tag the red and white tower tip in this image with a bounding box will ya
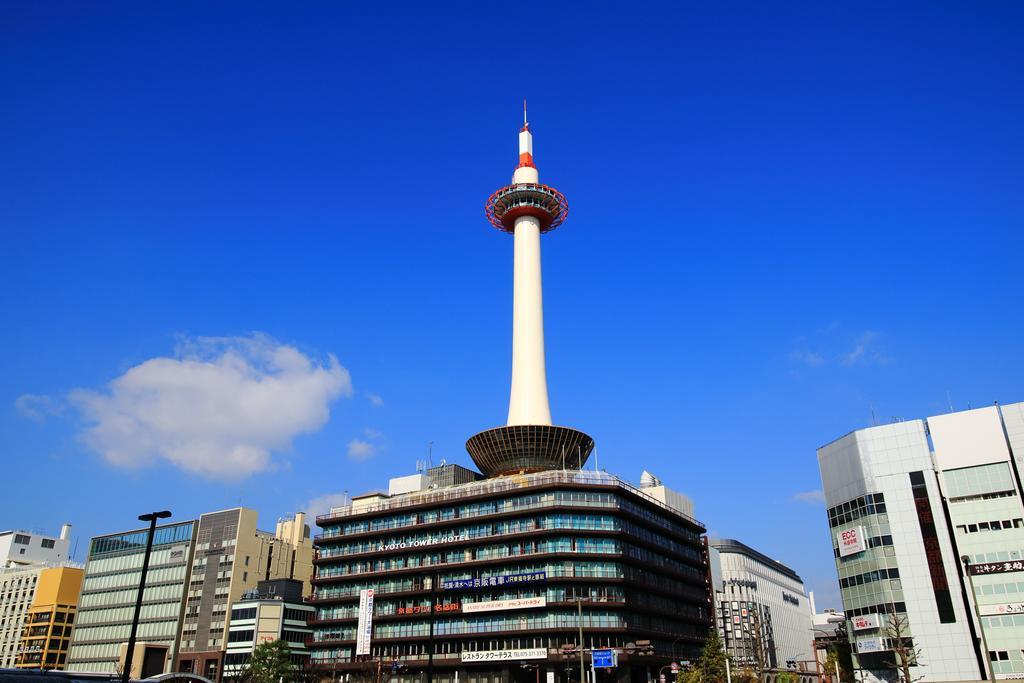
[468,106,593,478]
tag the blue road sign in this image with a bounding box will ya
[592,649,616,668]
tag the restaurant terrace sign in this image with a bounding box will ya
[461,648,547,663]
[377,533,468,552]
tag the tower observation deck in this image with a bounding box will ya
[466,106,595,477]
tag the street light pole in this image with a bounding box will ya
[962,557,997,682]
[426,572,439,683]
[577,598,585,683]
[122,510,171,683]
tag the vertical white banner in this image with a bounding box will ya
[356,588,374,656]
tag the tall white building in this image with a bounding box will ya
[708,539,812,671]
[0,525,73,568]
[818,401,1024,682]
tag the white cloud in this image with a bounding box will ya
[790,327,892,368]
[793,489,826,504]
[367,393,384,407]
[347,438,377,461]
[840,331,891,366]
[15,393,63,422]
[790,350,826,368]
[69,333,352,480]
[302,492,351,518]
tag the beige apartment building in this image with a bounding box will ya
[175,509,313,680]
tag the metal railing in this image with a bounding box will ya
[317,470,699,526]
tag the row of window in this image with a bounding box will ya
[323,515,699,564]
[312,560,702,605]
[78,584,183,608]
[70,620,176,643]
[89,524,193,558]
[82,547,187,577]
[309,634,697,663]
[314,610,701,642]
[975,581,1024,596]
[318,538,702,582]
[326,491,700,543]
[827,493,886,529]
[840,567,900,589]
[949,490,1017,504]
[82,565,186,592]
[955,518,1024,534]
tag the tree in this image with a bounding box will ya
[695,629,729,683]
[238,639,294,683]
[745,607,769,683]
[774,673,799,683]
[732,667,757,683]
[885,613,923,683]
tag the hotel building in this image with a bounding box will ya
[308,469,709,683]
[818,401,1024,682]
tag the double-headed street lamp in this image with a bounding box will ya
[122,510,172,683]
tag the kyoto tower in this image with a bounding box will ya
[466,105,595,477]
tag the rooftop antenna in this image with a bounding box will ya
[523,98,528,127]
[428,441,434,469]
[869,402,877,426]
[946,390,954,413]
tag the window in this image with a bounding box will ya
[41,539,55,549]
[14,535,30,545]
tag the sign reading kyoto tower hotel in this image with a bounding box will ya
[466,106,595,475]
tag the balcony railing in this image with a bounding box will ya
[316,470,699,527]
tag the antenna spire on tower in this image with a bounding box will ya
[523,99,529,129]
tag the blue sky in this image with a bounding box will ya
[2,2,1022,608]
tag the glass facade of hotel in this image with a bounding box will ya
[309,470,710,683]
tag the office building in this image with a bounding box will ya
[15,565,85,670]
[66,520,197,674]
[176,509,313,680]
[708,539,811,671]
[66,509,313,678]
[222,579,314,678]
[817,401,1024,681]
[0,526,73,568]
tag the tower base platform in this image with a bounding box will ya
[465,424,594,477]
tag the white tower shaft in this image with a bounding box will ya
[508,212,552,426]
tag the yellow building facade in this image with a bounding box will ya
[16,565,84,670]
